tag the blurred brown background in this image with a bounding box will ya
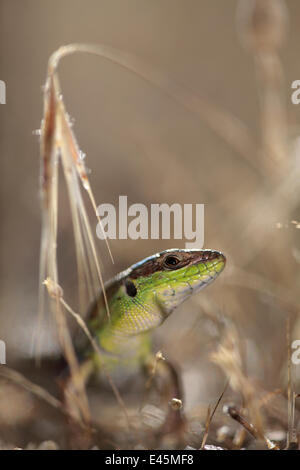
[1,0,300,444]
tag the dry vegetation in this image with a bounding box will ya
[1,0,300,450]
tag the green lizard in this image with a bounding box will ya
[70,248,226,395]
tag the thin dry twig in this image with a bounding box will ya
[224,404,279,450]
[200,380,228,450]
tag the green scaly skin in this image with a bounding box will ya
[78,248,226,378]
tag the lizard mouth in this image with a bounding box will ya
[185,249,226,291]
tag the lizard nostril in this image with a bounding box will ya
[210,250,225,261]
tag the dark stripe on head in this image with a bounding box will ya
[129,249,224,279]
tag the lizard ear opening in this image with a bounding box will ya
[125,280,137,297]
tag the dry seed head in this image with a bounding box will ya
[43,278,63,299]
[155,351,165,362]
[169,398,183,411]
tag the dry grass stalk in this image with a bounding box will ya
[200,381,228,450]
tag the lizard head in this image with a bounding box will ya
[126,248,226,317]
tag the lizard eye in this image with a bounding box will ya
[164,255,180,269]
